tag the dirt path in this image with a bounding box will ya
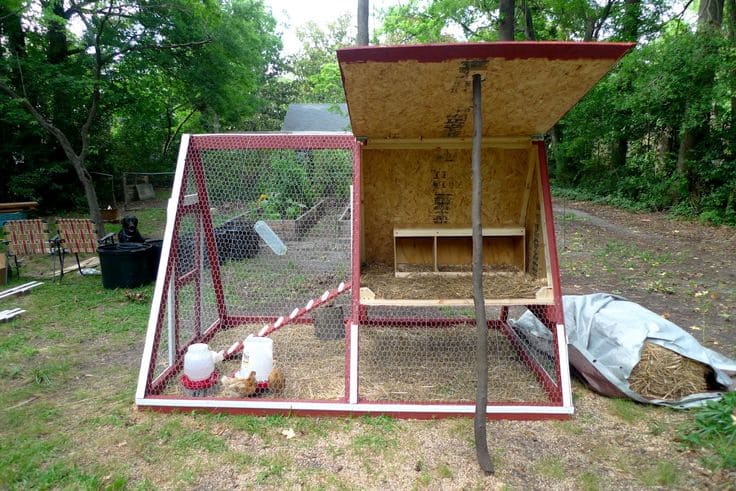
[554,199,736,360]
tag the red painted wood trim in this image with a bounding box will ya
[190,134,356,151]
[337,41,634,65]
[496,319,560,403]
[137,401,571,421]
[347,140,363,400]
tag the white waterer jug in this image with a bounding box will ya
[238,335,273,382]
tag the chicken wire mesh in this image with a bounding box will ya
[138,133,568,415]
[141,134,356,400]
[358,304,562,405]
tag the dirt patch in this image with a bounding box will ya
[555,198,736,360]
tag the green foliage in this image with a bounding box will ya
[0,0,282,212]
[289,13,352,103]
[551,27,736,224]
[680,392,736,470]
[261,154,314,219]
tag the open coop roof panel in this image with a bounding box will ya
[337,42,633,140]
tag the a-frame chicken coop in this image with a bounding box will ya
[136,42,632,419]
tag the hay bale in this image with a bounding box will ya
[629,342,713,400]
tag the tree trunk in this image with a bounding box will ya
[549,124,567,180]
[0,4,26,58]
[676,120,697,181]
[0,81,106,238]
[655,127,672,176]
[608,0,640,172]
[676,0,723,199]
[73,158,104,233]
[498,0,515,40]
[46,0,69,64]
[522,0,536,40]
[357,0,369,46]
[728,0,735,130]
[699,0,725,30]
[621,0,642,40]
[611,138,628,169]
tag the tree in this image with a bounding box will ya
[498,0,515,39]
[357,0,369,45]
[0,0,280,232]
[676,0,724,197]
[289,13,353,103]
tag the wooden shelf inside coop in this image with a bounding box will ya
[360,263,552,307]
[394,226,525,276]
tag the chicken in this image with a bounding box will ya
[268,368,286,392]
[220,371,258,397]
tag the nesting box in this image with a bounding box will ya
[136,42,632,419]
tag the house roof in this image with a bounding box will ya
[280,103,351,132]
[337,42,633,140]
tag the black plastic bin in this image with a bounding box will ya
[145,239,164,281]
[98,243,152,289]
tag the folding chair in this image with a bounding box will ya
[55,218,114,278]
[1,219,56,278]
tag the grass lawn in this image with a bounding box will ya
[1,201,734,489]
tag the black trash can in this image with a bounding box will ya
[215,219,260,262]
[145,239,164,281]
[98,243,152,289]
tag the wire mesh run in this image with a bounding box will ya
[358,304,561,405]
[140,134,356,401]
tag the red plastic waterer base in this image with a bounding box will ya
[180,370,219,397]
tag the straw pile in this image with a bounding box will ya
[361,263,546,300]
[629,342,713,400]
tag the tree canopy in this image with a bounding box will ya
[0,0,281,227]
[1,0,735,225]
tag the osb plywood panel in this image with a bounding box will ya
[341,58,618,139]
[524,155,547,280]
[363,147,528,264]
[436,236,524,268]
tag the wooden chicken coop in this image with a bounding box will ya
[136,42,632,419]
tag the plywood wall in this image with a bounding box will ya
[362,147,529,265]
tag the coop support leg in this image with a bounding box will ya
[471,73,494,475]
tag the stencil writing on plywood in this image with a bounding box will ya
[432,151,456,224]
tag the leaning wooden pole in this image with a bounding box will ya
[472,73,494,474]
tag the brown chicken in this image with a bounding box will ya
[221,371,258,397]
[268,368,286,392]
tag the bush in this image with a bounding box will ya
[680,392,736,470]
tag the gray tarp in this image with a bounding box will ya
[511,293,736,408]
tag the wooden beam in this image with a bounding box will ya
[360,291,555,307]
[0,201,38,212]
[519,147,537,225]
[364,137,531,150]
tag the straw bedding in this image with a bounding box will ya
[629,342,713,400]
[361,263,546,300]
[164,322,551,403]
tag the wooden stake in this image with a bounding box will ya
[472,73,494,475]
